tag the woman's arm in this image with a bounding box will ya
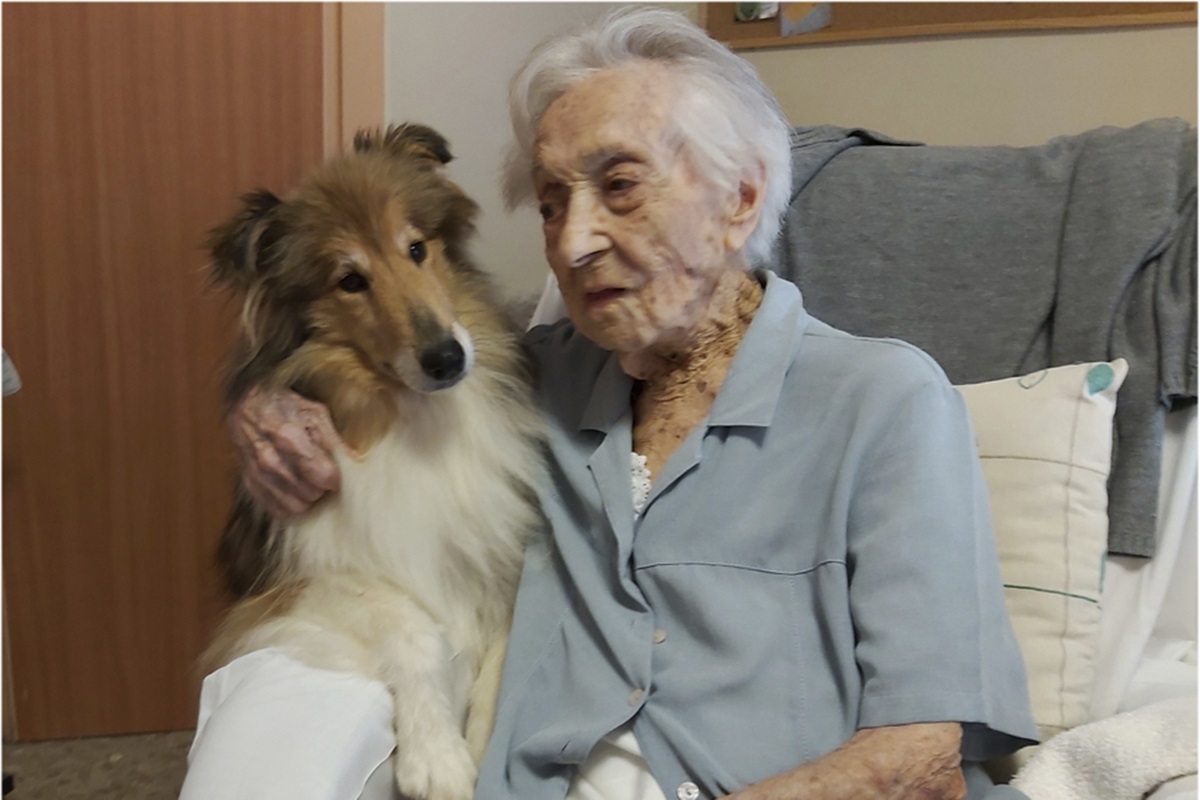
[724,722,966,800]
[720,724,964,796]
[228,385,346,518]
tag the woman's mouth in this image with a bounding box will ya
[585,287,627,307]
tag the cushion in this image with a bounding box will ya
[956,360,1128,741]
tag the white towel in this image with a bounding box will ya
[1013,696,1198,800]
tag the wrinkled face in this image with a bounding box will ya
[533,64,743,356]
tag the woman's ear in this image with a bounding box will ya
[724,161,767,254]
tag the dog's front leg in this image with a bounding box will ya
[464,633,508,764]
[375,618,477,800]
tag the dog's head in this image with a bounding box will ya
[208,123,482,399]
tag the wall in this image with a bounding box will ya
[745,24,1197,147]
[385,3,1195,296]
[386,3,637,299]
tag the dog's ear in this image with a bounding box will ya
[353,123,453,166]
[207,190,285,292]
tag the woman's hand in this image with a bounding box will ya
[228,386,347,519]
[721,722,966,800]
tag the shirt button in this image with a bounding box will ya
[628,688,645,706]
[653,628,667,644]
[677,781,700,800]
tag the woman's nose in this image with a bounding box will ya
[556,193,609,269]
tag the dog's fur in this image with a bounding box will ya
[203,124,546,800]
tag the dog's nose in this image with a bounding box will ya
[419,339,466,382]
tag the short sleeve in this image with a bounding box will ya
[846,372,1039,760]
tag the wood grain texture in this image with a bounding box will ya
[2,2,324,739]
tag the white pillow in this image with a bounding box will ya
[957,360,1128,741]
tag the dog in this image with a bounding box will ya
[202,123,546,800]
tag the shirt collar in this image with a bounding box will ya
[579,350,634,433]
[708,270,808,427]
[577,270,808,432]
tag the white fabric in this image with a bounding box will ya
[957,360,1128,738]
[567,724,668,800]
[1012,696,1198,800]
[530,272,567,328]
[1091,406,1198,720]
[2,349,21,396]
[631,452,652,518]
[181,649,398,800]
[1149,775,1200,800]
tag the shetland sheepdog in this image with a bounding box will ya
[203,123,545,800]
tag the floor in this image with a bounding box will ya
[2,731,193,800]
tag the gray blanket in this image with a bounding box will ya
[771,119,1197,557]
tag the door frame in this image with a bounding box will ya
[323,2,386,157]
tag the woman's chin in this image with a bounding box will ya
[578,322,649,356]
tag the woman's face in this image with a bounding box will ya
[533,63,746,357]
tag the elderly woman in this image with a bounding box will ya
[212,8,1037,800]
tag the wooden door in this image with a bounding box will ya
[2,2,325,740]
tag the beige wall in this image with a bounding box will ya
[385,3,635,299]
[746,24,1197,147]
[386,4,1195,296]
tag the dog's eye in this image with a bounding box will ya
[409,241,427,264]
[338,272,370,293]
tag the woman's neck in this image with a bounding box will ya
[619,268,758,383]
[620,268,763,392]
[627,269,763,479]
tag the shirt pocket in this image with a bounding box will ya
[634,489,839,576]
[634,435,847,574]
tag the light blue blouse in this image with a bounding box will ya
[476,271,1038,800]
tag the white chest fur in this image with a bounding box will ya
[281,369,543,655]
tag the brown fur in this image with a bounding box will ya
[201,125,545,798]
[197,582,306,678]
[207,123,527,598]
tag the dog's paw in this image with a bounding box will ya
[394,734,477,800]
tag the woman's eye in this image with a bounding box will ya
[606,177,636,193]
[409,241,427,264]
[338,271,370,293]
[539,203,558,222]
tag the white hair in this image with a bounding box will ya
[501,6,793,266]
